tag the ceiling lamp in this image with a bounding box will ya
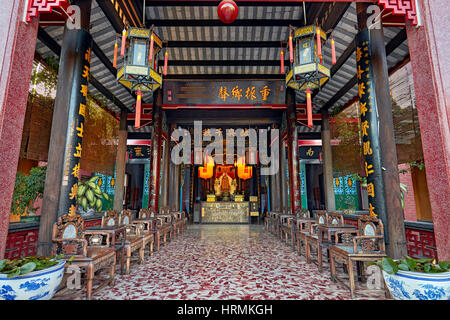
[217,0,238,24]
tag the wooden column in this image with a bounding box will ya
[113,109,128,211]
[161,134,170,208]
[321,109,336,211]
[38,0,92,256]
[286,88,301,212]
[280,139,289,210]
[148,89,163,212]
[0,0,38,258]
[357,3,406,258]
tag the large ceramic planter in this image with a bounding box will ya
[382,269,450,300]
[0,260,65,300]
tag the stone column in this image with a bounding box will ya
[113,110,128,211]
[406,0,450,261]
[174,164,181,211]
[0,0,38,258]
[270,124,282,211]
[321,109,336,211]
[38,0,92,256]
[357,3,406,258]
[280,139,289,210]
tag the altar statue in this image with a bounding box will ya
[214,172,237,200]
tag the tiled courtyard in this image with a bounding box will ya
[87,224,386,300]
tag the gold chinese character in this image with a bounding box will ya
[356,47,363,63]
[306,147,314,157]
[76,122,84,138]
[69,183,78,200]
[360,102,368,117]
[365,161,374,176]
[357,65,364,80]
[259,85,271,101]
[218,86,230,102]
[69,204,77,216]
[245,86,256,100]
[367,182,375,198]
[363,141,373,155]
[361,120,369,136]
[80,85,88,98]
[82,65,90,81]
[231,85,242,101]
[74,143,82,158]
[135,147,144,157]
[79,103,86,118]
[85,48,91,64]
[72,163,80,179]
[368,203,377,217]
[358,82,366,98]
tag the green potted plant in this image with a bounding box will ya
[0,255,73,300]
[10,166,47,223]
[370,256,450,300]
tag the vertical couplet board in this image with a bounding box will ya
[355,29,389,242]
[60,30,92,217]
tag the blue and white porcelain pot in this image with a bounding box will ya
[382,269,450,300]
[0,260,65,300]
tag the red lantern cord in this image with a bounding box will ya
[163,51,168,76]
[316,30,322,60]
[331,38,336,65]
[288,35,294,63]
[149,34,154,65]
[306,88,313,128]
[280,50,285,74]
[120,29,126,57]
[113,38,118,68]
[135,90,142,129]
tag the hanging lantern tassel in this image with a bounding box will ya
[163,51,168,76]
[331,38,336,65]
[280,50,285,74]
[149,34,154,64]
[120,29,126,56]
[316,30,322,61]
[113,38,118,68]
[288,35,294,63]
[306,88,313,128]
[135,90,142,129]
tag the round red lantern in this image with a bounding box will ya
[217,0,238,24]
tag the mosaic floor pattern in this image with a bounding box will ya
[90,224,386,300]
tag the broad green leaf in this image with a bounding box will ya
[7,268,21,279]
[398,263,409,271]
[0,259,6,271]
[438,261,450,271]
[19,262,36,275]
[424,263,432,273]
[381,257,398,274]
[405,257,417,271]
[55,254,64,260]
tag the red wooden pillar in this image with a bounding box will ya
[0,0,38,259]
[148,89,163,212]
[286,88,301,212]
[406,0,450,261]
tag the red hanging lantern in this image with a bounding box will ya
[280,50,285,74]
[316,30,322,59]
[288,34,294,63]
[163,51,168,76]
[120,29,127,57]
[135,90,142,129]
[217,0,238,24]
[148,34,154,64]
[331,38,336,65]
[306,88,313,128]
[113,38,118,68]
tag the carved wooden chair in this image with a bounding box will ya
[101,210,120,227]
[155,207,173,246]
[268,211,281,236]
[329,215,388,299]
[305,210,328,272]
[279,213,296,247]
[119,209,152,274]
[52,213,116,300]
[295,209,312,256]
[99,210,126,273]
[135,208,160,250]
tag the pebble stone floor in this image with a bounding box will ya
[88,224,386,300]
